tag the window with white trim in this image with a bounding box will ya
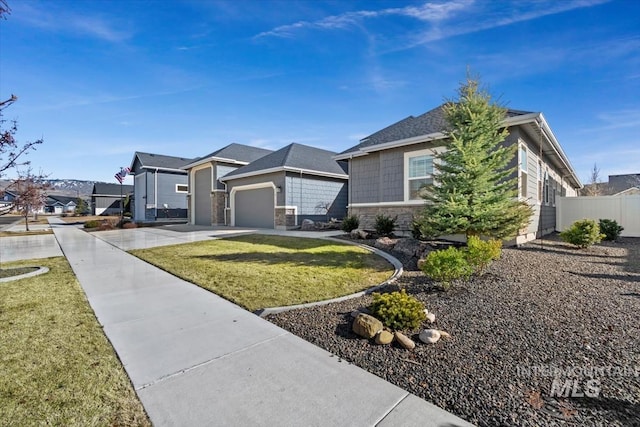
[406,153,434,200]
[176,184,188,193]
[519,146,528,198]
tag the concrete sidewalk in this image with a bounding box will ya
[49,218,472,426]
[0,234,63,262]
[92,223,345,251]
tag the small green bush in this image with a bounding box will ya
[374,214,396,236]
[83,220,100,229]
[560,219,604,248]
[599,219,624,241]
[421,246,473,290]
[370,289,426,330]
[465,236,502,274]
[342,214,360,232]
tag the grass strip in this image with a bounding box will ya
[0,257,150,426]
[130,234,393,312]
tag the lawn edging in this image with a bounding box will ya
[0,266,49,283]
[255,237,403,317]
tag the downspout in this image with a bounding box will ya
[223,180,228,226]
[154,168,158,219]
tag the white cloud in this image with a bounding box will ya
[12,2,131,42]
[254,0,472,39]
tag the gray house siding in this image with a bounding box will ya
[284,173,348,222]
[194,167,212,225]
[226,172,286,204]
[133,170,188,221]
[351,153,380,203]
[215,165,238,190]
[94,196,122,215]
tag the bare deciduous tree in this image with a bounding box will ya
[8,168,50,231]
[1,95,44,177]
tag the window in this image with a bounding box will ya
[176,184,188,193]
[543,171,550,205]
[537,161,543,203]
[519,146,528,198]
[406,153,434,200]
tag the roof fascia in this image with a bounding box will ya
[183,156,250,170]
[220,166,348,182]
[141,166,188,174]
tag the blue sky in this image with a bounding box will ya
[1,0,638,184]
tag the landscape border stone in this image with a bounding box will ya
[0,266,49,283]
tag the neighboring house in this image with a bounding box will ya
[129,152,195,222]
[1,189,17,203]
[580,173,640,196]
[220,143,349,229]
[609,173,640,194]
[183,143,273,226]
[45,195,78,214]
[335,105,582,243]
[92,183,133,216]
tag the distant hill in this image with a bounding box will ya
[0,179,109,198]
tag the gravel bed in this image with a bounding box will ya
[267,235,640,426]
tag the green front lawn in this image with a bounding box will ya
[0,257,150,426]
[130,234,393,312]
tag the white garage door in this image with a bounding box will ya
[234,187,275,228]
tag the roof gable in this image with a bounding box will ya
[222,143,348,180]
[93,182,133,195]
[132,152,195,171]
[339,104,533,155]
[187,143,273,168]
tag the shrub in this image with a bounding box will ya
[342,214,360,232]
[464,236,502,274]
[370,290,426,330]
[122,221,137,229]
[374,214,396,236]
[560,219,604,248]
[83,220,100,229]
[599,219,624,241]
[421,246,473,290]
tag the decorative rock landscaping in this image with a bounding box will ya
[268,235,640,427]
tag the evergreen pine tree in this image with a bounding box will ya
[417,75,532,240]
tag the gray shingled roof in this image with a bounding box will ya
[222,143,348,180]
[340,104,533,155]
[93,183,133,196]
[134,152,195,170]
[191,143,273,165]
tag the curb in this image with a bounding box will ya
[255,237,403,317]
[0,266,50,283]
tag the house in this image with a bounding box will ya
[335,105,582,243]
[219,143,349,229]
[129,152,195,222]
[183,143,273,226]
[580,173,640,196]
[45,195,79,214]
[92,183,133,216]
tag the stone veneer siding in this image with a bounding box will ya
[211,191,226,225]
[275,207,297,229]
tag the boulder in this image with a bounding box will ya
[425,312,436,323]
[352,313,383,338]
[350,308,372,318]
[374,236,397,251]
[394,332,415,350]
[350,229,369,239]
[438,330,451,339]
[301,219,315,231]
[393,238,421,257]
[419,329,441,344]
[375,330,394,345]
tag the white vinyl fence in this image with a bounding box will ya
[556,195,640,237]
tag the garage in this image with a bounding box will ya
[233,186,275,228]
